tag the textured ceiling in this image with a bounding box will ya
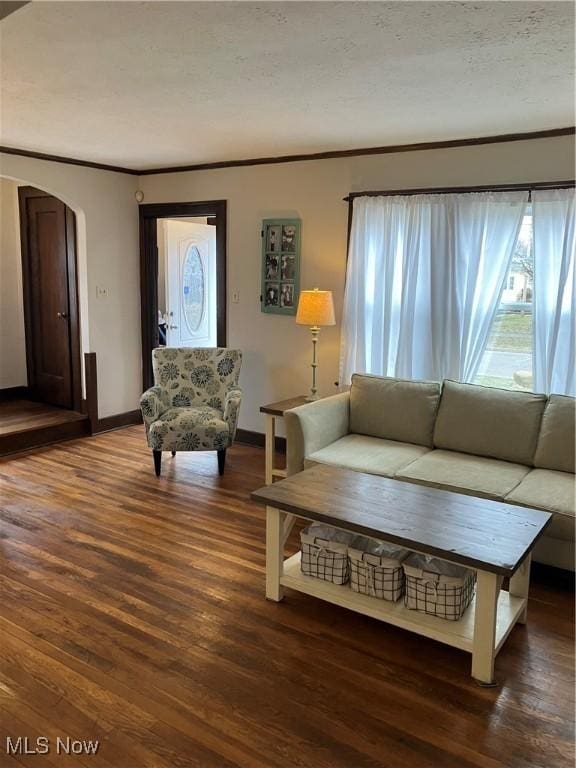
[0,1,574,170]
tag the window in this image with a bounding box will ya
[341,189,574,395]
[340,191,530,386]
[182,245,205,333]
[475,212,533,391]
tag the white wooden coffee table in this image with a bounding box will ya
[251,465,552,684]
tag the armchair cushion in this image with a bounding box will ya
[148,406,230,452]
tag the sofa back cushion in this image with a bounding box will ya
[349,374,441,447]
[434,380,547,465]
[534,394,575,474]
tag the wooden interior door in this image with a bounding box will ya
[19,187,80,409]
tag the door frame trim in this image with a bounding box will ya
[18,186,83,412]
[139,200,227,391]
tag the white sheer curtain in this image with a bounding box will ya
[532,189,576,396]
[340,191,528,385]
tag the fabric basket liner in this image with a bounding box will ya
[402,553,473,586]
[349,535,410,568]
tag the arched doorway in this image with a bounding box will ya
[19,185,82,409]
[0,179,89,454]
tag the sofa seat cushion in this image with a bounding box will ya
[350,374,441,447]
[304,434,430,478]
[534,395,576,474]
[147,406,230,451]
[505,469,575,541]
[396,449,530,500]
[433,380,547,465]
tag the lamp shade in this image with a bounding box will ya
[296,289,336,327]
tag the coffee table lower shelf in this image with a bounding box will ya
[281,552,525,655]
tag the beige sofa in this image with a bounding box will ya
[285,375,575,571]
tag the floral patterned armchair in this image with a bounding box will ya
[140,348,242,476]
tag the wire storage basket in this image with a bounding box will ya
[348,537,410,601]
[403,554,476,621]
[300,524,355,585]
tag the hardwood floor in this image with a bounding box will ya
[0,426,573,768]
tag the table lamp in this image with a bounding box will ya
[296,288,336,401]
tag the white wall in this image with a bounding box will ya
[0,152,140,417]
[140,134,574,432]
[1,135,571,429]
[0,178,27,388]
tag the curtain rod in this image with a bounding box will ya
[343,180,576,202]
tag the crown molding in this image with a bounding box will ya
[0,1,30,21]
[1,126,574,178]
[137,127,575,175]
[0,145,139,175]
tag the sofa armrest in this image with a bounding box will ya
[140,386,169,427]
[224,387,242,442]
[285,392,350,475]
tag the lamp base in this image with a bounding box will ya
[305,393,320,402]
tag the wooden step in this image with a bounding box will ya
[0,414,90,456]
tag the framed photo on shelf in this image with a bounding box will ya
[261,219,301,315]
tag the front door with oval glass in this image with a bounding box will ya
[162,219,217,348]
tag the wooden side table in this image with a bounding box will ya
[260,396,309,484]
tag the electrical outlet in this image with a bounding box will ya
[96,285,108,298]
[232,291,240,304]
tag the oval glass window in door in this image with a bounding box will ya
[182,245,205,333]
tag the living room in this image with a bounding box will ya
[0,2,574,767]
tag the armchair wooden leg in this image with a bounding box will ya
[153,450,162,477]
[217,449,226,476]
